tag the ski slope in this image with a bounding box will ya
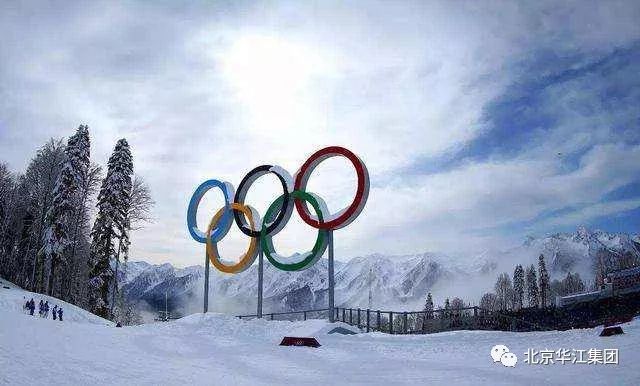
[1,279,639,385]
[0,277,111,325]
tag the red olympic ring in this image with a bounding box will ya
[294,146,369,230]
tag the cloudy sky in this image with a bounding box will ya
[1,1,639,267]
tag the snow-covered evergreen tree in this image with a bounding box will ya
[538,254,551,308]
[513,264,525,310]
[60,126,93,303]
[419,292,435,331]
[88,138,133,319]
[41,125,90,295]
[525,264,539,308]
[66,125,90,260]
[424,292,434,319]
[0,129,128,316]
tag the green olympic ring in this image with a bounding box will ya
[260,190,328,271]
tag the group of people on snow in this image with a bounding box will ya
[23,298,63,321]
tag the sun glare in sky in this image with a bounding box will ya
[220,35,330,134]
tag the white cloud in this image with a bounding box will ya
[1,1,639,266]
[536,199,640,229]
[343,143,640,256]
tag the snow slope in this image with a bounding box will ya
[0,277,110,325]
[1,279,638,385]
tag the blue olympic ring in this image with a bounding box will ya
[186,179,235,243]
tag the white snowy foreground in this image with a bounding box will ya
[1,278,639,386]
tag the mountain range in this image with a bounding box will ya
[122,226,640,321]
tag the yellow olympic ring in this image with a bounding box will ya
[205,203,259,274]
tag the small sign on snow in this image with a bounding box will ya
[279,336,321,348]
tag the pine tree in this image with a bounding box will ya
[64,128,95,305]
[424,293,434,319]
[526,264,539,308]
[88,139,133,319]
[444,298,451,318]
[41,125,90,296]
[538,254,551,308]
[64,126,91,290]
[420,292,434,332]
[513,264,525,310]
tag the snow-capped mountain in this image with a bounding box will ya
[480,226,640,281]
[122,253,453,318]
[124,227,640,319]
[333,253,454,309]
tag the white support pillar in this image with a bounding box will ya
[257,248,264,318]
[203,251,209,313]
[328,230,335,323]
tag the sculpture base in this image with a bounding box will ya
[599,326,624,337]
[279,336,321,348]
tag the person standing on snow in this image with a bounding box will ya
[38,300,44,317]
[29,299,35,315]
[52,305,58,320]
[57,308,63,322]
[43,301,49,318]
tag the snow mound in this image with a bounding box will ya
[287,319,361,336]
[164,312,360,341]
[0,277,111,325]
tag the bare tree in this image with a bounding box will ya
[109,174,154,318]
[479,292,499,314]
[26,139,66,292]
[560,272,585,296]
[450,297,466,318]
[494,272,513,311]
[129,174,155,230]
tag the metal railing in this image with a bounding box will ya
[237,308,329,321]
[333,306,546,334]
[235,306,546,334]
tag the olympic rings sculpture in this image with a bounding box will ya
[187,146,369,273]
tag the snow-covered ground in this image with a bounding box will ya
[0,277,111,325]
[1,279,639,385]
